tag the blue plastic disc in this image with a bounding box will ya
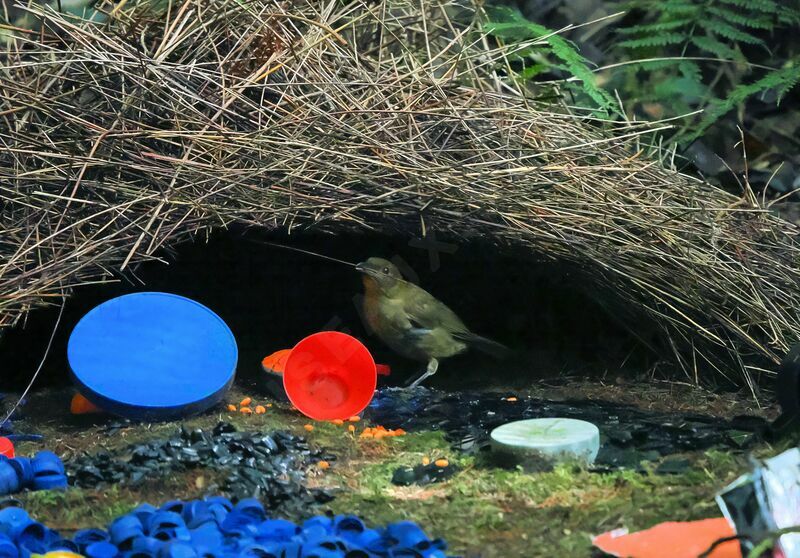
[68,293,237,421]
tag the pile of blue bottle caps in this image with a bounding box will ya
[0,497,452,558]
[0,451,67,496]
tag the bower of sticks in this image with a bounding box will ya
[2,0,800,394]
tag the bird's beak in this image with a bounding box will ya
[355,262,367,273]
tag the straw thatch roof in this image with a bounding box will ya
[2,0,800,392]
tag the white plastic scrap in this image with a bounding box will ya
[762,448,800,557]
[717,447,800,558]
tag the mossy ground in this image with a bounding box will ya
[5,381,783,557]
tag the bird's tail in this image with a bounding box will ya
[458,332,511,359]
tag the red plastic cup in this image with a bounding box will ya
[0,437,14,458]
[283,331,377,420]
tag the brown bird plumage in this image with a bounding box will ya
[356,257,509,388]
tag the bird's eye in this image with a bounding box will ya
[382,267,389,274]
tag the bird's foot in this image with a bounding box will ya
[406,371,433,389]
[405,358,438,390]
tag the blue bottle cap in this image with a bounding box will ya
[237,543,280,558]
[31,452,65,476]
[159,542,197,558]
[31,474,68,491]
[220,513,258,538]
[15,521,49,548]
[301,545,347,558]
[302,517,333,533]
[149,512,186,533]
[202,498,232,512]
[255,520,298,543]
[333,517,365,535]
[160,502,185,515]
[85,541,120,558]
[6,460,33,488]
[110,515,145,547]
[74,528,111,551]
[68,293,238,421]
[131,536,164,556]
[183,502,213,530]
[0,462,20,497]
[0,534,18,558]
[385,522,428,550]
[188,522,222,550]
[0,508,33,541]
[232,500,264,522]
[131,505,157,532]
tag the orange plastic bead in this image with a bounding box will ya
[505,397,518,402]
[227,404,237,412]
[332,419,344,426]
[255,405,266,414]
[348,416,361,422]
[422,457,431,465]
[347,425,356,432]
[304,424,314,432]
[240,407,253,414]
[240,397,252,407]
[434,459,449,468]
[317,460,330,470]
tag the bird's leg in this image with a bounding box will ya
[406,358,439,389]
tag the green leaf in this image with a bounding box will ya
[618,33,687,49]
[706,6,773,29]
[703,21,764,46]
[484,12,618,114]
[684,63,800,143]
[690,36,742,61]
[716,0,782,14]
[617,18,693,35]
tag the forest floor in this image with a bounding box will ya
[5,380,786,557]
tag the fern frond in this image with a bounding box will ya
[716,0,783,14]
[484,8,618,114]
[618,33,687,49]
[617,18,693,35]
[706,6,772,30]
[685,63,800,143]
[701,21,764,46]
[659,2,698,15]
[690,36,741,61]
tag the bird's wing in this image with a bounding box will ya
[401,284,468,332]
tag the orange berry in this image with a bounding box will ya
[304,424,314,432]
[317,460,330,470]
[348,425,356,432]
[348,415,361,422]
[332,419,344,426]
[255,405,266,414]
[240,407,252,414]
[422,457,431,465]
[227,404,237,412]
[240,397,252,407]
[434,459,449,468]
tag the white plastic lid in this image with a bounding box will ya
[490,418,600,465]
